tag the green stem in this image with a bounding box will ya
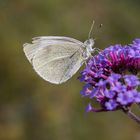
[122,107,140,125]
[136,103,140,109]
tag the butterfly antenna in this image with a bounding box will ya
[88,20,95,39]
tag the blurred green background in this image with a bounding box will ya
[0,0,140,140]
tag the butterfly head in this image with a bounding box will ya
[84,38,95,53]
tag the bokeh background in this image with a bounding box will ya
[0,0,140,140]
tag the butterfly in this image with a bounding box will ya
[23,21,96,84]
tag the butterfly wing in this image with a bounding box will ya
[23,36,85,84]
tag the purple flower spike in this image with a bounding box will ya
[79,39,140,112]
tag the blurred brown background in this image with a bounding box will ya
[0,0,140,140]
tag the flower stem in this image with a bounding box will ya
[136,103,140,109]
[122,107,140,125]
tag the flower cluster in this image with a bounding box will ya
[79,39,140,112]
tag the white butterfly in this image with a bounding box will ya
[23,21,96,84]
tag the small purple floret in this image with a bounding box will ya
[105,99,118,110]
[86,103,92,112]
